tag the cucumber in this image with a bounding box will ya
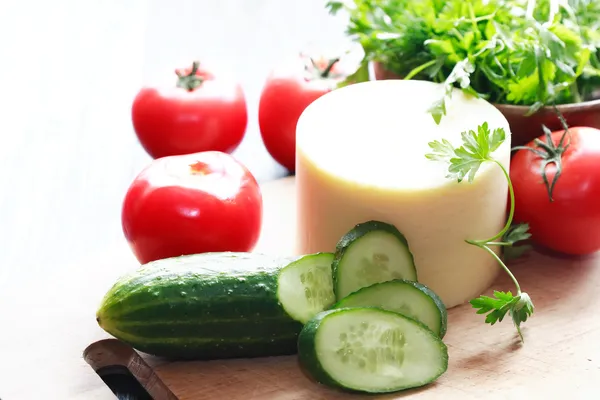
[277,252,336,324]
[332,220,417,299]
[96,252,305,360]
[298,307,448,393]
[332,280,447,338]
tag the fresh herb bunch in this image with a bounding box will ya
[426,122,534,342]
[327,0,600,121]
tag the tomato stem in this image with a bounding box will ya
[176,61,204,91]
[189,161,211,175]
[554,106,572,149]
[321,58,340,78]
[510,107,571,202]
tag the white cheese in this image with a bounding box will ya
[295,80,512,308]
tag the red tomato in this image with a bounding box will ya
[511,126,600,255]
[121,151,262,264]
[131,61,248,159]
[258,54,351,172]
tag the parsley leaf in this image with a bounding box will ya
[428,58,475,124]
[502,223,533,260]
[512,292,535,340]
[427,98,447,125]
[325,1,344,14]
[426,121,534,342]
[503,244,532,261]
[333,0,600,123]
[425,122,505,182]
[470,291,534,341]
[470,290,517,324]
[424,138,455,161]
[503,223,532,245]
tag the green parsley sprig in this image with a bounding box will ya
[425,122,534,341]
[327,0,600,124]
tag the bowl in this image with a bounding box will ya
[371,61,403,80]
[493,101,600,146]
[371,61,600,146]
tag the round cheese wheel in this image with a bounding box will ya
[295,79,512,308]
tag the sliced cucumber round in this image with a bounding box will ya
[332,220,417,300]
[298,307,448,393]
[333,280,447,338]
[277,253,336,324]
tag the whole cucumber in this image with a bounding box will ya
[96,252,303,360]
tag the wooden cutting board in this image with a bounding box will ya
[83,176,600,400]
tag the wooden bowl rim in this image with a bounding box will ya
[493,98,600,113]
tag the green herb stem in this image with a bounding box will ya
[480,244,522,294]
[526,0,537,20]
[425,122,533,340]
[404,59,438,81]
[571,81,582,103]
[470,13,497,23]
[485,241,514,246]
[464,154,523,300]
[467,3,480,40]
[467,159,515,245]
[548,0,559,24]
[451,28,464,41]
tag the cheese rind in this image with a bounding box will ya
[295,80,511,308]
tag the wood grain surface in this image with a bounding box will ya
[0,1,349,399]
[85,176,600,400]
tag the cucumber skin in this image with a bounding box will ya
[333,279,448,338]
[96,252,303,360]
[297,310,341,391]
[332,220,418,297]
[298,307,449,394]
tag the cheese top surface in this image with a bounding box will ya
[296,80,511,191]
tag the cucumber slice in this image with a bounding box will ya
[277,253,336,324]
[332,280,447,338]
[332,220,417,300]
[298,307,448,393]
